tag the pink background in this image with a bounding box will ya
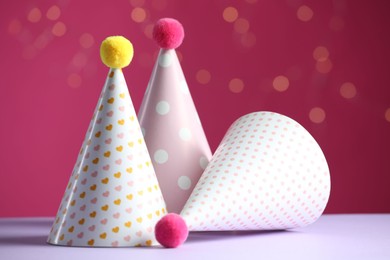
[1,0,389,217]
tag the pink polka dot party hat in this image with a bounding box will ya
[47,36,167,247]
[138,18,212,214]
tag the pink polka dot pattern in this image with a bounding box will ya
[47,69,167,247]
[181,112,330,231]
[138,48,212,213]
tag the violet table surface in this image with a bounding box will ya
[0,214,389,260]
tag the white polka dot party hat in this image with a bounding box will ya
[47,36,167,247]
[180,112,330,231]
[138,18,212,213]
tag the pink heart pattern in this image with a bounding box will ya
[47,68,167,247]
[181,112,330,231]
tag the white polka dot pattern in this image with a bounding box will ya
[154,149,169,164]
[178,176,192,190]
[155,101,170,115]
[158,52,173,67]
[181,112,330,231]
[179,127,192,141]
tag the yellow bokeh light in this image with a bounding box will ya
[340,82,357,99]
[385,108,390,122]
[229,78,244,93]
[79,33,94,49]
[273,75,289,92]
[309,107,326,123]
[131,7,146,23]
[33,33,50,50]
[297,5,313,22]
[52,21,67,37]
[316,59,333,74]
[196,69,211,85]
[72,53,88,68]
[27,7,42,23]
[46,5,61,21]
[313,46,329,61]
[223,7,238,23]
[234,18,250,34]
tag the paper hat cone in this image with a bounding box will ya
[48,36,167,247]
[181,112,331,231]
[138,18,212,213]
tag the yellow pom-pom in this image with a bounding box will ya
[100,36,134,69]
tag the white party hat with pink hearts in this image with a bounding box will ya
[47,36,167,247]
[180,112,330,231]
[138,18,212,213]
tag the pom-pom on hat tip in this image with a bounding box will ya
[153,18,184,49]
[100,36,134,69]
[155,213,189,248]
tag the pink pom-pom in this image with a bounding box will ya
[153,18,184,49]
[155,213,189,248]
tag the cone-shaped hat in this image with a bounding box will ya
[181,112,330,231]
[138,18,212,213]
[48,36,167,247]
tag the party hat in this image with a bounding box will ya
[180,112,330,231]
[47,36,167,247]
[138,18,212,213]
